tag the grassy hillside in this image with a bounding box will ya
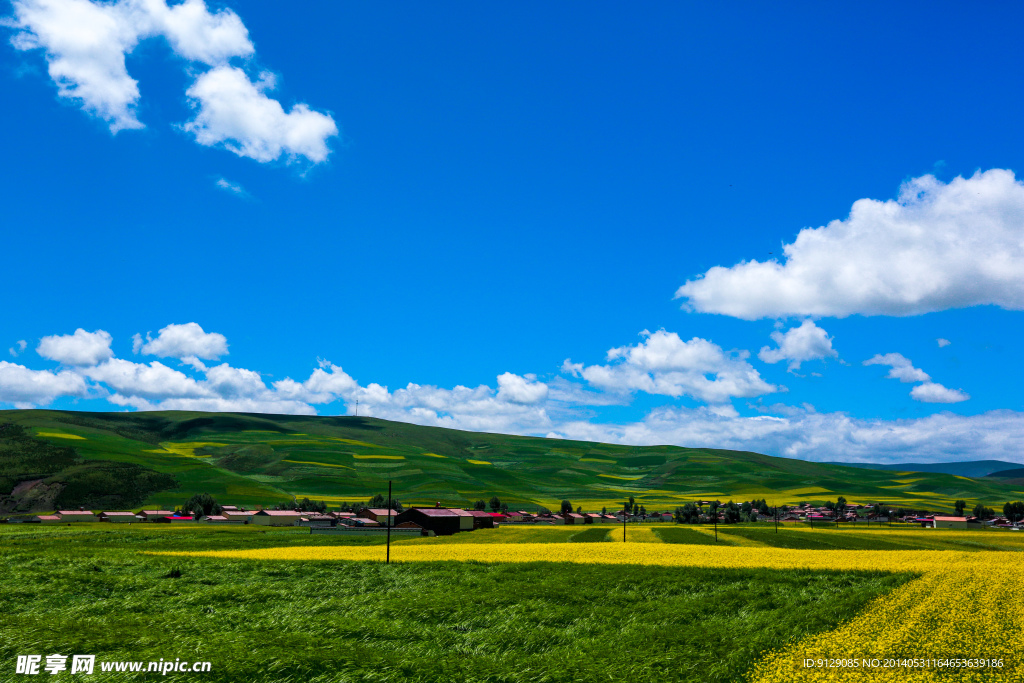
[825,459,1020,478]
[2,409,1022,513]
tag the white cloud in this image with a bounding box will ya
[8,0,144,131]
[84,358,206,399]
[110,392,316,415]
[131,0,251,65]
[566,329,779,403]
[36,328,113,366]
[548,405,1024,465]
[183,66,337,163]
[7,0,335,164]
[202,362,265,398]
[214,176,247,196]
[496,372,549,404]
[758,320,838,371]
[863,353,930,383]
[8,340,27,357]
[863,352,968,404]
[937,338,951,347]
[138,322,227,359]
[676,169,1024,319]
[272,360,358,404]
[0,361,88,407]
[910,382,970,404]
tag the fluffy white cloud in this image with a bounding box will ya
[272,361,358,404]
[565,330,778,403]
[183,66,337,163]
[496,372,549,404]
[7,0,336,163]
[676,170,1024,319]
[112,393,317,415]
[758,320,838,371]
[85,358,206,399]
[202,362,265,398]
[7,0,144,131]
[937,338,951,347]
[350,380,553,435]
[137,322,228,359]
[910,382,970,404]
[36,328,113,366]
[131,0,251,65]
[548,405,1024,465]
[6,0,250,132]
[863,352,968,404]
[0,361,88,407]
[863,353,930,383]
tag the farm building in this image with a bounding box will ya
[297,514,335,527]
[31,515,62,524]
[222,510,255,522]
[934,516,969,530]
[136,510,174,521]
[98,511,137,523]
[449,508,475,531]
[341,517,380,527]
[466,511,496,529]
[360,508,399,527]
[563,513,585,525]
[396,508,462,536]
[253,510,303,526]
[56,510,97,522]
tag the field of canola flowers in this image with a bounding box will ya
[158,527,1024,682]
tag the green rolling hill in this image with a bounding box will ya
[2,409,1022,514]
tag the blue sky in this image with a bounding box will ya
[1,1,1022,463]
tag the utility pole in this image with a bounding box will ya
[774,504,778,534]
[355,399,359,417]
[713,502,718,542]
[386,479,392,564]
[623,506,627,542]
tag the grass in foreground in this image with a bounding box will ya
[0,525,909,683]
[0,552,905,682]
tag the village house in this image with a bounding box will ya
[222,510,255,523]
[341,517,380,527]
[563,512,585,525]
[359,508,398,527]
[395,508,462,535]
[136,510,174,522]
[56,510,97,522]
[31,514,62,524]
[253,510,303,526]
[97,511,137,523]
[466,511,496,529]
[933,516,968,530]
[449,508,475,532]
[297,514,336,527]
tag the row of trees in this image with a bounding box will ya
[672,500,764,524]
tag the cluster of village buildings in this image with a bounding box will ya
[7,500,1020,534]
[8,505,664,536]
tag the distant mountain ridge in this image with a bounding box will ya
[823,460,1021,479]
[2,409,1023,513]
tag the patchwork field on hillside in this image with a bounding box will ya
[3,409,1022,513]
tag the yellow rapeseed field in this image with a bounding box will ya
[155,536,1024,681]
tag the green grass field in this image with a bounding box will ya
[0,523,942,683]
[3,409,1023,514]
